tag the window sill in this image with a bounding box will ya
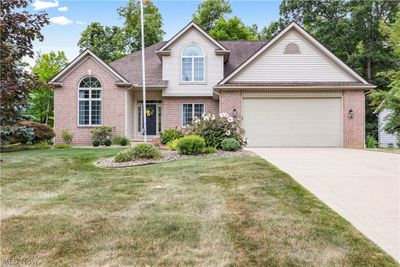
[179,81,207,85]
[77,125,103,128]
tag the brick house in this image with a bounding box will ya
[50,22,374,148]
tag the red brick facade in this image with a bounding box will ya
[54,58,365,148]
[219,91,242,118]
[343,90,365,148]
[54,57,126,145]
[162,97,219,129]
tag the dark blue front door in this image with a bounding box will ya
[146,104,157,135]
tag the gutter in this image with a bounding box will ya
[213,85,376,92]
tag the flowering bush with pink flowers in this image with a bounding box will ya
[183,113,247,148]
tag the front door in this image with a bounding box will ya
[145,104,157,135]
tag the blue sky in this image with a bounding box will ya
[29,0,280,65]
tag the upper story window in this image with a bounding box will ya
[78,76,102,126]
[181,45,205,82]
[284,42,300,54]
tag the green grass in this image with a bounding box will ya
[0,148,397,266]
[368,148,400,154]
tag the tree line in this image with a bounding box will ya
[1,0,399,140]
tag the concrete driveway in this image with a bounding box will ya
[247,148,400,262]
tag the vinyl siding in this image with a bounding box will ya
[378,109,398,147]
[231,29,356,82]
[162,28,224,96]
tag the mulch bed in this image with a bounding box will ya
[95,149,256,168]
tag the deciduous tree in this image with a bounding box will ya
[209,17,257,40]
[370,11,400,136]
[27,52,68,125]
[118,0,164,53]
[0,0,49,126]
[192,0,232,32]
[78,23,126,62]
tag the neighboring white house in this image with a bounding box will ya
[378,109,398,148]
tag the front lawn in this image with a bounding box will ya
[0,148,397,266]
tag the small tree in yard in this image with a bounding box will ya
[0,0,49,126]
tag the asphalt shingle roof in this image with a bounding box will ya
[109,40,268,87]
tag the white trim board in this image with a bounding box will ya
[49,49,130,85]
[157,21,228,52]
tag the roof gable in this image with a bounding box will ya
[219,22,370,85]
[49,49,130,85]
[157,21,228,52]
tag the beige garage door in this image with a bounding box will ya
[242,98,342,147]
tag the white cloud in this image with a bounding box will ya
[49,16,73,26]
[32,0,59,10]
[58,6,68,12]
[75,20,87,25]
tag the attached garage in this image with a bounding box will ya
[216,22,373,148]
[242,96,343,147]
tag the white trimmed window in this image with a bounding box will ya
[181,45,204,82]
[78,76,102,126]
[182,103,204,126]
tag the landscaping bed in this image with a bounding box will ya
[96,149,255,168]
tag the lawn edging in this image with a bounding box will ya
[95,149,256,168]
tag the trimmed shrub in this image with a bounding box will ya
[166,139,179,151]
[160,129,183,144]
[366,134,378,148]
[92,139,100,147]
[120,136,130,146]
[113,136,130,146]
[204,146,217,154]
[132,144,161,159]
[55,144,71,149]
[0,125,34,145]
[61,129,73,144]
[15,121,55,143]
[114,149,134,162]
[183,113,246,149]
[176,135,206,155]
[112,136,123,145]
[91,126,114,144]
[104,138,112,146]
[221,138,241,151]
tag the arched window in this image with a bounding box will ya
[181,45,204,82]
[78,76,102,126]
[284,42,300,54]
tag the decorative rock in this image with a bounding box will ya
[95,150,256,168]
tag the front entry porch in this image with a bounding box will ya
[137,100,162,138]
[126,90,163,141]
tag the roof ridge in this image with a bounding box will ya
[110,41,167,64]
[219,40,268,42]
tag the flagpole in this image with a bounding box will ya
[140,0,147,142]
